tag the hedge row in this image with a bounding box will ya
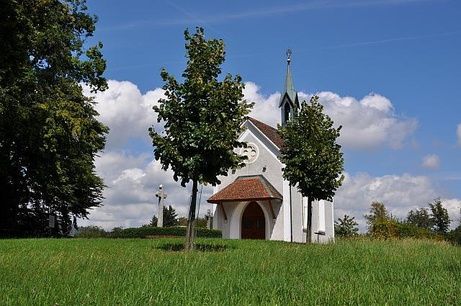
[75,226,222,239]
[371,221,444,240]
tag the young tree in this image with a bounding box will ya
[429,199,451,235]
[0,0,107,236]
[278,96,344,243]
[149,28,252,250]
[334,215,359,237]
[406,208,432,229]
[364,201,390,231]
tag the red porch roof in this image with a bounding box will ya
[207,175,282,204]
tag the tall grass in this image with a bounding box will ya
[0,238,459,305]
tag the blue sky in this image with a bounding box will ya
[82,0,461,229]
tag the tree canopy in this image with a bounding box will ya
[364,201,391,231]
[0,0,107,236]
[149,27,252,249]
[406,208,432,229]
[429,199,451,234]
[278,96,344,202]
[278,96,344,242]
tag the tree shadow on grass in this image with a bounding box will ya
[157,243,230,252]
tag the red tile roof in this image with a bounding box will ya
[208,175,282,203]
[248,117,284,149]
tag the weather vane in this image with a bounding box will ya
[286,49,292,63]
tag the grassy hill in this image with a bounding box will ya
[0,238,459,305]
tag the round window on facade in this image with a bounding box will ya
[240,143,259,164]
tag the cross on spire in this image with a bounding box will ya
[279,49,300,125]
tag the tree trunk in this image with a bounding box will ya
[306,197,313,244]
[185,179,198,251]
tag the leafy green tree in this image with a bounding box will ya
[278,96,344,243]
[0,0,107,236]
[406,208,432,229]
[364,201,390,232]
[334,215,359,237]
[429,199,450,235]
[149,28,252,250]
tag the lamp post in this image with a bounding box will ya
[155,184,167,227]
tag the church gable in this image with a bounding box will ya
[231,125,283,194]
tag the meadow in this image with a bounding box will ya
[0,238,459,305]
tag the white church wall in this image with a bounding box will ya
[269,199,284,240]
[308,199,335,243]
[324,200,335,242]
[213,204,229,238]
[291,188,305,243]
[282,179,291,242]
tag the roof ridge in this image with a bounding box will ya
[247,117,284,149]
[248,116,276,130]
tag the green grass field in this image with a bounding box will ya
[0,238,459,305]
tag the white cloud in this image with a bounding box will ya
[244,82,281,127]
[245,82,417,149]
[334,172,461,231]
[81,151,214,230]
[457,123,461,146]
[422,154,440,169]
[312,92,417,149]
[442,199,461,226]
[83,80,164,149]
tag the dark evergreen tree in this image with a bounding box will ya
[406,208,432,229]
[163,205,179,227]
[335,215,359,237]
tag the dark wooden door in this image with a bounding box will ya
[241,202,266,240]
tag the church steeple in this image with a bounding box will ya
[280,49,299,125]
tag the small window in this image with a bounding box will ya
[284,103,291,123]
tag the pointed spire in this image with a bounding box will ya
[280,49,298,107]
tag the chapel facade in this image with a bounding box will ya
[207,53,335,243]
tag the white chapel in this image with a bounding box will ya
[208,53,335,243]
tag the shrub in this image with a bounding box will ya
[109,226,221,239]
[74,226,221,239]
[370,220,399,239]
[370,220,442,240]
[448,226,461,245]
[396,223,433,239]
[75,226,108,238]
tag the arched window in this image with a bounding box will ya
[284,102,291,123]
